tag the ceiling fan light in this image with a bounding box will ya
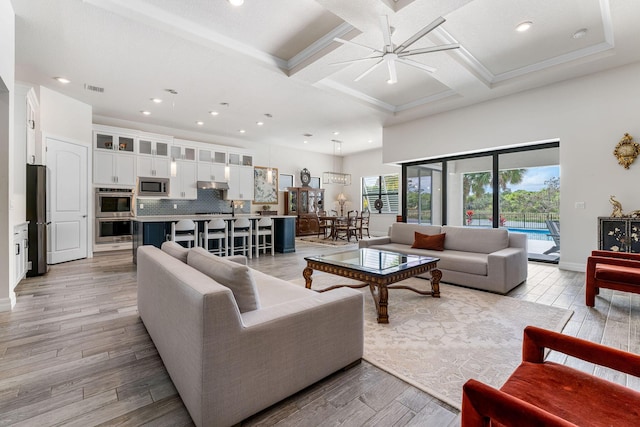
[516,21,533,32]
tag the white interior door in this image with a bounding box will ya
[47,137,88,264]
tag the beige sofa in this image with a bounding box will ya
[137,243,364,427]
[359,223,528,294]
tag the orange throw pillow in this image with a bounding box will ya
[411,232,446,251]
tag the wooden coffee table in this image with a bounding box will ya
[303,248,441,323]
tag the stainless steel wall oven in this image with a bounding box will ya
[95,188,133,244]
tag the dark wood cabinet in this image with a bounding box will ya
[598,217,640,253]
[285,187,325,236]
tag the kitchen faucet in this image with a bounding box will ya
[230,200,235,217]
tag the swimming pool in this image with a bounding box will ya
[507,227,552,241]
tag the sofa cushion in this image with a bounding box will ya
[161,241,189,263]
[187,247,260,312]
[390,224,442,246]
[412,232,446,251]
[442,226,509,254]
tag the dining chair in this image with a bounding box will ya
[171,219,197,248]
[200,218,228,256]
[359,209,370,239]
[335,210,358,242]
[317,210,331,238]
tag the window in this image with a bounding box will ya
[362,174,399,214]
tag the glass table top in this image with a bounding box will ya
[305,248,438,276]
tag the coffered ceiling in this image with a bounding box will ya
[11,0,640,155]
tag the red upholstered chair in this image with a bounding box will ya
[461,326,640,427]
[586,250,640,307]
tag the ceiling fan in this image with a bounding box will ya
[332,15,460,84]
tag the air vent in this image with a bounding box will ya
[84,84,104,93]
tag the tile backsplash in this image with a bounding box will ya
[134,189,250,216]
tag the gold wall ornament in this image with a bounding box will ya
[613,133,640,169]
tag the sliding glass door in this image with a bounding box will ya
[402,142,560,262]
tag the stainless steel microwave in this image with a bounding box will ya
[137,177,170,197]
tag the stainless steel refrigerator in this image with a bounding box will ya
[26,164,48,276]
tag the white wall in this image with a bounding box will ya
[0,0,15,311]
[343,148,402,236]
[382,62,640,271]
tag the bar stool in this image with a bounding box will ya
[200,218,228,256]
[171,219,197,248]
[230,217,252,258]
[253,217,274,258]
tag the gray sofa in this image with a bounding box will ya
[137,243,364,427]
[359,223,528,294]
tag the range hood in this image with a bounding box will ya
[197,181,230,190]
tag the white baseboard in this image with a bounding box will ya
[0,294,16,312]
[558,261,585,272]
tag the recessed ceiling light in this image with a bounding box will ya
[209,111,219,116]
[228,0,244,6]
[303,140,308,144]
[573,28,588,39]
[256,121,264,126]
[387,78,397,85]
[368,139,373,143]
[333,131,340,135]
[150,98,162,103]
[140,110,151,115]
[239,129,246,134]
[516,21,533,32]
[54,77,70,84]
[196,121,204,126]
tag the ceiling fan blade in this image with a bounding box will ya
[354,59,385,82]
[379,15,394,52]
[396,58,436,73]
[329,55,384,66]
[387,59,398,84]
[394,16,446,54]
[334,37,382,53]
[398,43,460,57]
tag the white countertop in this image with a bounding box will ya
[132,214,296,222]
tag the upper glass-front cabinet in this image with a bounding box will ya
[170,145,196,161]
[138,139,169,157]
[95,133,134,153]
[228,152,252,166]
[198,148,226,164]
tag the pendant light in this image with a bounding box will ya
[322,140,351,185]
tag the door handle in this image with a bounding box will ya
[82,215,87,218]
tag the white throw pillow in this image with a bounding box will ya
[187,247,260,313]
[161,241,189,263]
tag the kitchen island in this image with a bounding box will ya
[132,214,296,263]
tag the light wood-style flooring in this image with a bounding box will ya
[1,242,638,426]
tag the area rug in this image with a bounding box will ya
[297,236,357,246]
[292,275,573,409]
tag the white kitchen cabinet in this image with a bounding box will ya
[197,163,227,182]
[13,223,28,288]
[170,160,198,199]
[94,151,136,186]
[225,166,254,201]
[95,132,135,153]
[138,139,170,157]
[170,144,196,161]
[137,156,170,178]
